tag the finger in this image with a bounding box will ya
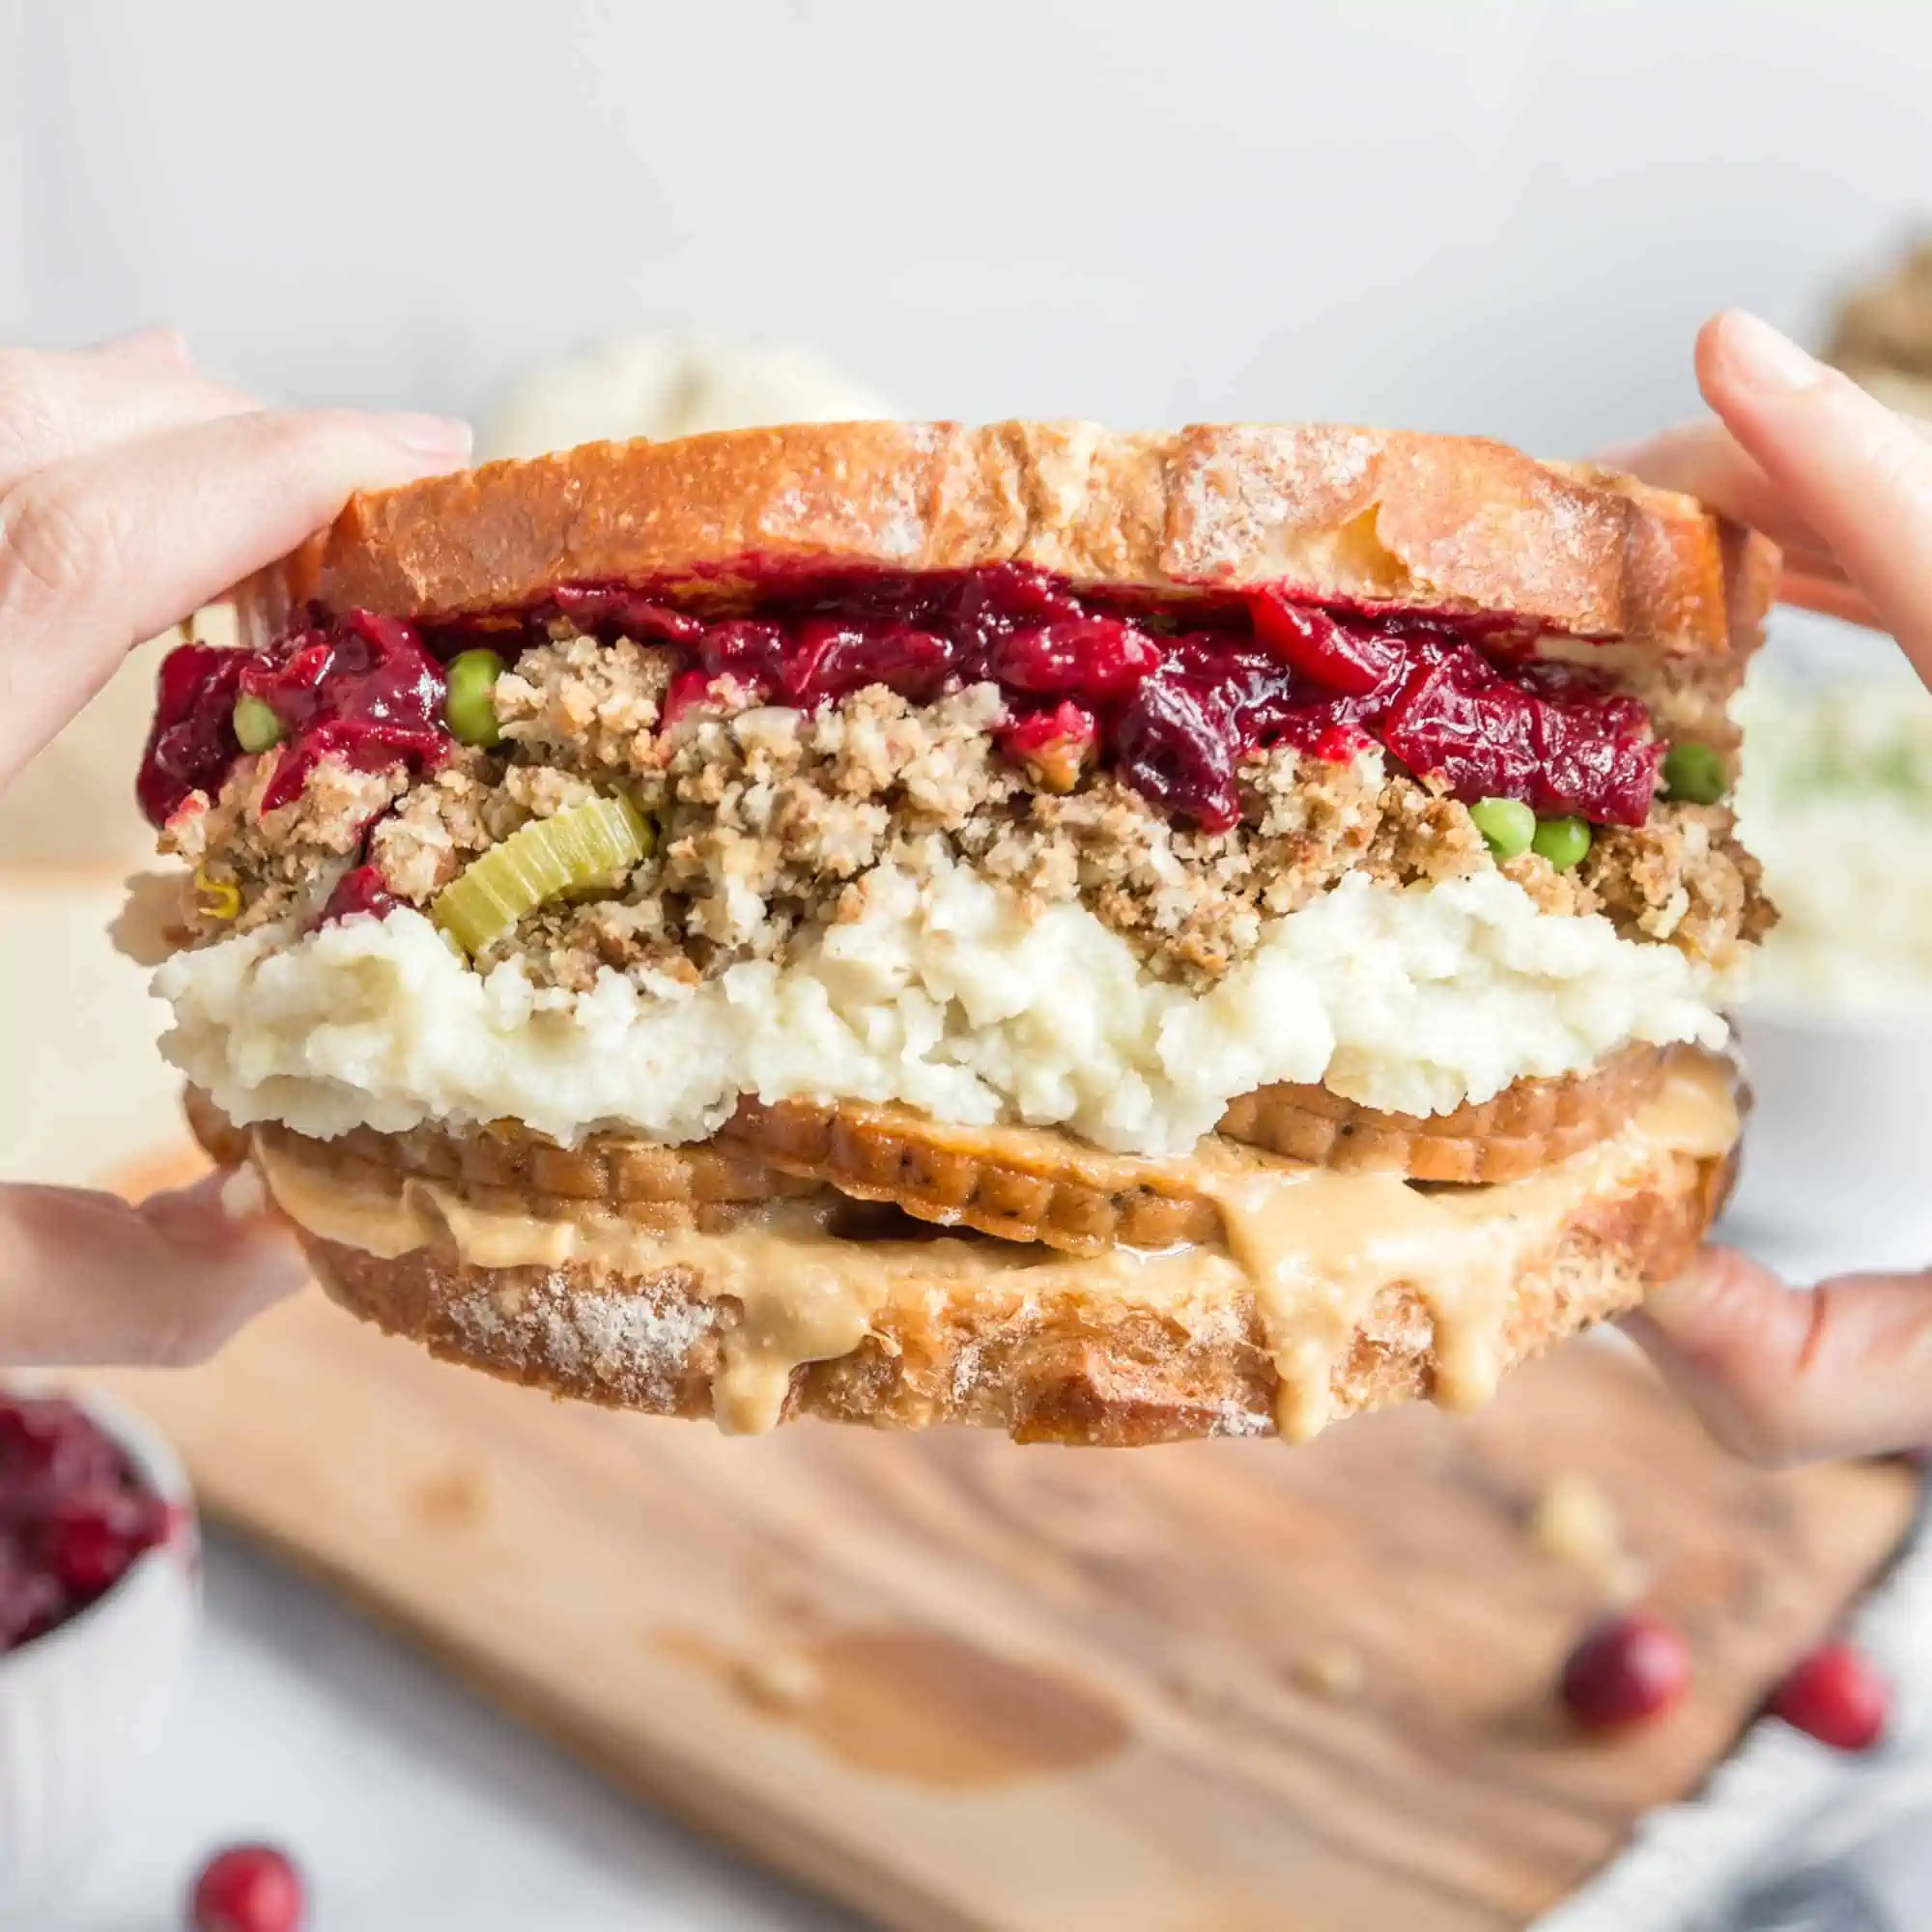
[1600,404,1932,557]
[1695,310,1932,686]
[0,1171,307,1368]
[90,326,196,370]
[0,405,472,782]
[1624,1245,1932,1463]
[1779,567,1880,629]
[0,343,262,493]
[1776,540,1853,584]
[1597,419,1833,559]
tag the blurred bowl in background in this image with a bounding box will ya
[1734,625,1932,1015]
[479,333,895,460]
[0,1389,200,1920]
[1723,611,1932,1268]
[1727,1006,1932,1268]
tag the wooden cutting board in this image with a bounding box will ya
[92,1137,1917,1932]
[9,868,1918,1929]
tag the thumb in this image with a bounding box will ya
[1625,1246,1932,1463]
[0,1169,307,1369]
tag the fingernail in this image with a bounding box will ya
[1719,311,1823,396]
[375,412,474,461]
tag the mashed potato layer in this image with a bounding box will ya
[155,858,1732,1157]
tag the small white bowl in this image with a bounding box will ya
[1723,1005,1932,1277]
[0,1389,201,1918]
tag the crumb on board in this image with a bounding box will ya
[1293,1646,1367,1700]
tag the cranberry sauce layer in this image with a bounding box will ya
[139,566,1659,835]
[139,611,451,827]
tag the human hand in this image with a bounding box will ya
[1610,308,1932,1462]
[0,329,471,1366]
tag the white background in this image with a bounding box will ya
[4,0,1930,451]
[5,3,1932,1926]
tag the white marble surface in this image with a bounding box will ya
[49,1536,852,1932]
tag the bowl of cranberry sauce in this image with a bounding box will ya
[0,1388,200,1917]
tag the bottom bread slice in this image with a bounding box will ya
[298,1166,1723,1446]
[203,1053,1740,1447]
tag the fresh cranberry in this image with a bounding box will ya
[1768,1641,1889,1752]
[1115,675,1242,831]
[1559,1611,1692,1732]
[318,865,401,926]
[188,1844,307,1932]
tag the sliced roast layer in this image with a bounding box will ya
[1217,1043,1667,1183]
[189,1043,1677,1264]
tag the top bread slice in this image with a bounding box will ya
[239,421,1779,668]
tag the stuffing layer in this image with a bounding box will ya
[160,630,1774,992]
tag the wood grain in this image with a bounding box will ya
[90,1144,1918,1932]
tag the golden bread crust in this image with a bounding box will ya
[291,1143,1729,1447]
[236,421,1777,665]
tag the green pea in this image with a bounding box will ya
[1531,814,1592,871]
[1662,740,1727,806]
[1468,796,1536,861]
[444,648,507,748]
[231,696,283,753]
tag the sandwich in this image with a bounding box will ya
[128,422,1776,1443]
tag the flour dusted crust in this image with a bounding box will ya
[289,1145,1730,1447]
[238,421,1778,666]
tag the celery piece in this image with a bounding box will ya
[432,793,650,956]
